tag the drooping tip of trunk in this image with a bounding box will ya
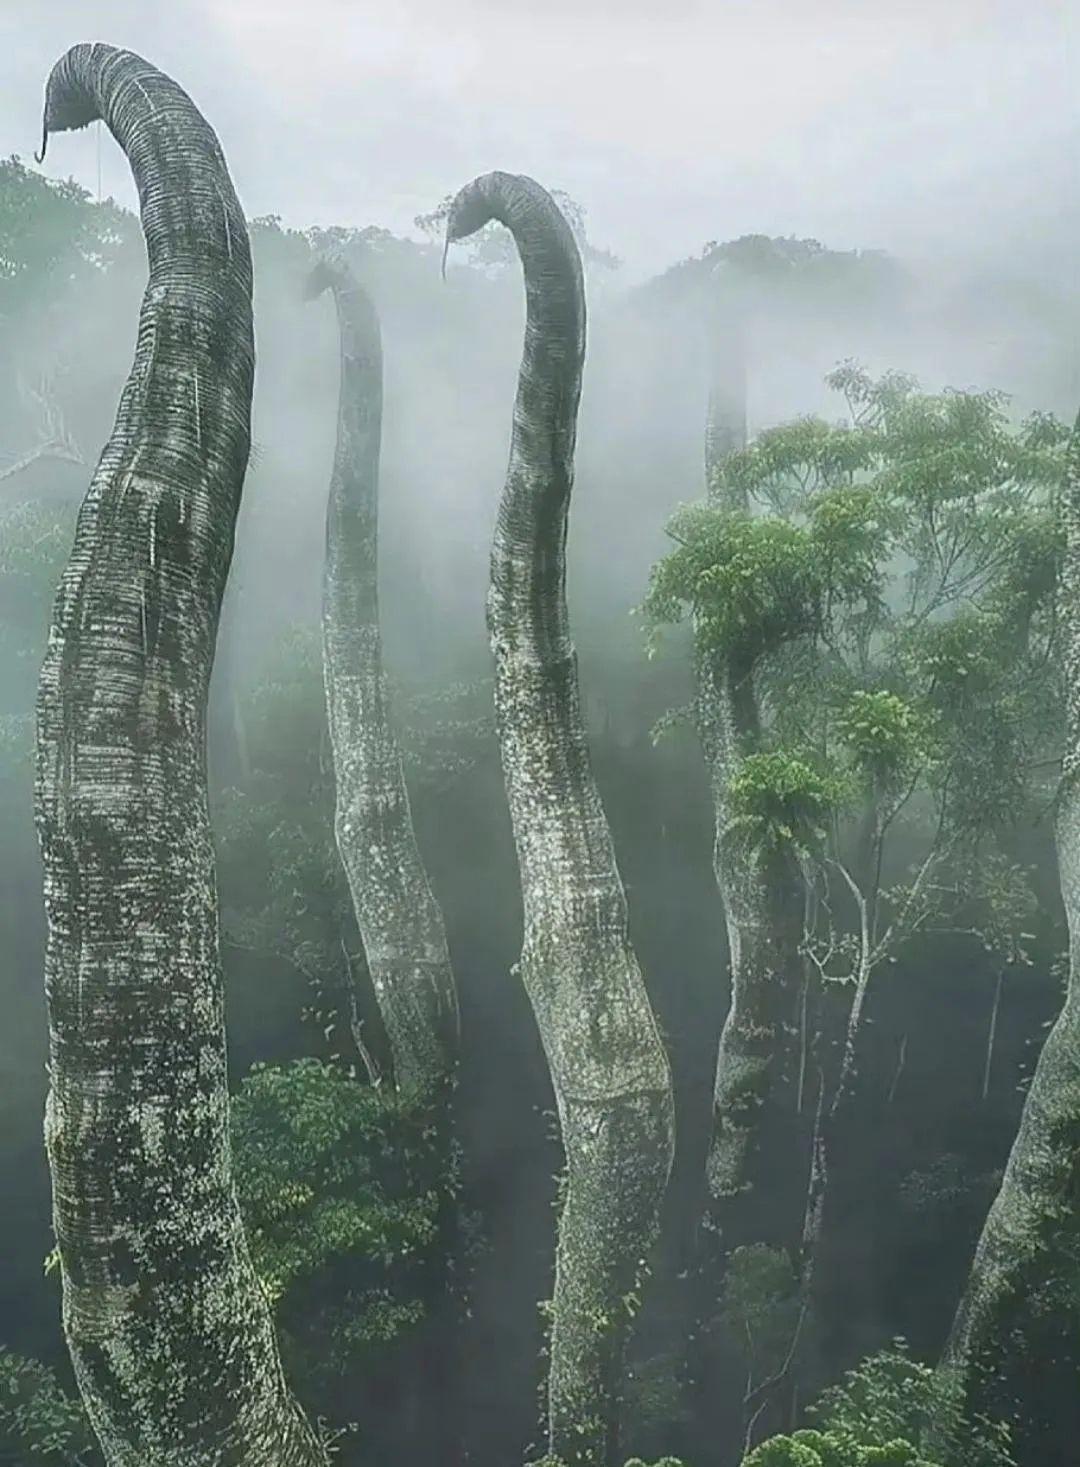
[38,43,114,161]
[302,257,338,303]
[442,170,522,264]
[442,170,575,283]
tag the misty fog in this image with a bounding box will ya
[1,6,1078,1467]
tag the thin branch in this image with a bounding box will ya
[887,1032,907,1104]
[0,438,84,484]
[829,856,872,1113]
[2,374,85,485]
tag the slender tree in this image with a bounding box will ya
[307,255,460,1104]
[445,172,675,1466]
[33,44,326,1466]
[698,278,808,1257]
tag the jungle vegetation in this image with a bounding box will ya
[2,41,1080,1467]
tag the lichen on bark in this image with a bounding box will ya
[307,256,460,1106]
[445,172,675,1466]
[33,43,327,1466]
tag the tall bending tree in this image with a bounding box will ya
[307,256,460,1105]
[33,45,327,1466]
[445,172,675,1467]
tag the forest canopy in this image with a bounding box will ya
[1,40,1079,1467]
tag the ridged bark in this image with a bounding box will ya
[445,172,675,1466]
[934,415,1080,1428]
[309,257,459,1105]
[33,45,327,1467]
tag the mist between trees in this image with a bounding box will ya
[2,41,1080,1467]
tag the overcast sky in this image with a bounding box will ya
[1,0,1076,280]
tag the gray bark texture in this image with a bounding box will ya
[445,171,675,1466]
[934,414,1080,1423]
[33,44,327,1467]
[309,257,460,1105]
[698,296,807,1250]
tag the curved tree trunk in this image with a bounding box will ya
[445,172,675,1467]
[933,415,1080,1438]
[33,45,327,1467]
[308,257,459,1106]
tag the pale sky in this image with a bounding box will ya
[0,0,1076,280]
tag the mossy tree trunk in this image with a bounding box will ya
[33,44,327,1467]
[445,172,675,1467]
[309,257,460,1106]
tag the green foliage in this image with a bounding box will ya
[0,155,137,318]
[722,419,877,514]
[489,1340,1017,1467]
[0,157,143,485]
[834,691,937,790]
[806,1343,1013,1467]
[743,1430,931,1466]
[232,1057,448,1293]
[644,508,819,662]
[942,850,1041,971]
[719,1245,799,1333]
[650,367,1067,682]
[644,486,895,667]
[725,752,848,856]
[0,1347,99,1465]
[231,1058,457,1391]
[732,1342,1015,1467]
[647,363,1068,1047]
[909,610,1001,709]
[805,484,897,604]
[534,1459,683,1467]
